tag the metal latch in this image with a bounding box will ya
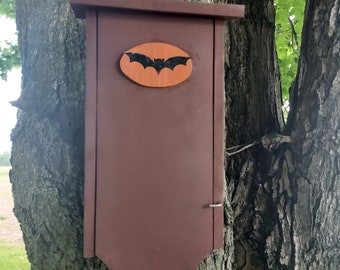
[209,203,223,208]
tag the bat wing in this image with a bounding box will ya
[164,56,191,70]
[125,52,155,69]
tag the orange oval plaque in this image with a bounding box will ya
[120,42,192,88]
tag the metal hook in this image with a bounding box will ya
[209,203,222,208]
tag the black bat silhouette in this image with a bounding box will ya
[125,52,191,74]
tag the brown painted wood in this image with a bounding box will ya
[213,20,225,249]
[70,0,245,269]
[83,8,97,258]
[70,0,245,20]
[95,11,215,270]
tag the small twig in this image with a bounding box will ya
[225,142,252,151]
[225,141,261,156]
[225,133,294,157]
[288,17,300,53]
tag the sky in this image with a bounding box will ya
[0,16,21,153]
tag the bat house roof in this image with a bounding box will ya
[70,0,245,20]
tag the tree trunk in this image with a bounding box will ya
[11,0,89,268]
[10,0,339,269]
[285,0,340,268]
[223,0,285,268]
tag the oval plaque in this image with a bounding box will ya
[120,42,192,88]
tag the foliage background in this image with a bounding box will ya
[0,0,19,80]
[0,0,15,17]
[274,0,305,102]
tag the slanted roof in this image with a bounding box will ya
[70,0,245,20]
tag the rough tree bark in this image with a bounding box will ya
[286,1,339,268]
[11,0,88,268]
[10,0,339,269]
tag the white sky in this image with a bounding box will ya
[0,16,21,153]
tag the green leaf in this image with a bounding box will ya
[0,0,15,17]
[0,1,20,80]
[0,42,20,80]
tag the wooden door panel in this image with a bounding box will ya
[96,11,214,270]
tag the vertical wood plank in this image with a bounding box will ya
[83,8,97,258]
[213,19,225,249]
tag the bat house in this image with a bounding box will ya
[69,0,244,269]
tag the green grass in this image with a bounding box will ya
[0,240,30,269]
[0,166,30,269]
